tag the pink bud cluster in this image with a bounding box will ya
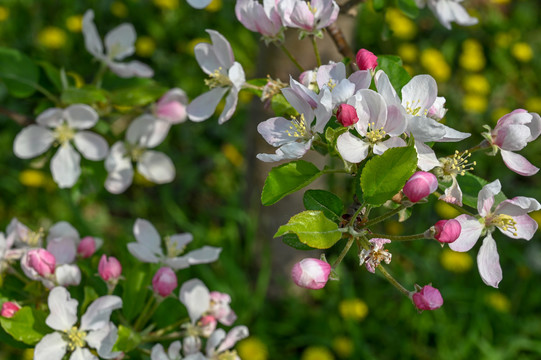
[27,249,56,277]
[412,285,444,311]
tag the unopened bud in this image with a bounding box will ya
[77,236,97,258]
[412,285,444,311]
[337,104,359,127]
[27,249,56,277]
[434,219,461,243]
[152,267,178,297]
[155,88,188,124]
[291,258,331,290]
[403,171,438,203]
[1,302,21,318]
[199,315,217,337]
[98,255,122,282]
[356,49,378,71]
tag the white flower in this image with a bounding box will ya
[82,9,153,78]
[151,341,207,360]
[416,0,478,30]
[128,219,221,270]
[187,30,245,124]
[13,105,109,188]
[46,221,103,265]
[187,0,212,9]
[34,287,122,360]
[104,115,175,194]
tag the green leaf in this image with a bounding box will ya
[113,325,141,353]
[282,233,316,250]
[373,0,386,10]
[122,266,152,321]
[0,47,40,98]
[457,173,507,209]
[61,86,109,105]
[37,61,63,91]
[376,55,411,94]
[361,146,417,206]
[398,0,419,18]
[303,189,343,221]
[0,307,50,345]
[274,210,342,249]
[271,94,297,118]
[111,84,168,107]
[81,286,99,314]
[262,160,322,205]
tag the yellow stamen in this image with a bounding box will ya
[365,122,386,143]
[54,123,75,145]
[405,100,428,116]
[64,326,87,352]
[488,214,518,236]
[204,67,232,89]
[441,150,476,177]
[307,2,317,14]
[165,236,185,258]
[286,113,309,138]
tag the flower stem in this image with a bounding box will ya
[378,265,410,298]
[141,330,183,344]
[332,236,355,268]
[311,36,322,67]
[278,45,304,72]
[93,62,108,88]
[363,204,408,228]
[368,233,429,241]
[134,295,157,331]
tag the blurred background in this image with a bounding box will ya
[0,0,541,359]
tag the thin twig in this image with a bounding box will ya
[0,107,32,126]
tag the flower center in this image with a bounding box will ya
[441,150,476,177]
[487,214,518,236]
[205,67,232,89]
[125,143,145,162]
[24,228,44,247]
[307,2,317,14]
[54,123,75,145]
[64,326,87,352]
[359,239,392,273]
[165,236,185,258]
[326,79,337,90]
[365,122,386,143]
[404,100,428,116]
[216,350,239,360]
[286,113,310,139]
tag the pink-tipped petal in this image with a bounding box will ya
[477,234,502,288]
[448,215,484,252]
[500,150,539,176]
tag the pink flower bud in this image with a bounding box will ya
[1,302,21,318]
[403,171,438,202]
[199,315,217,337]
[77,236,97,258]
[152,267,178,297]
[98,255,122,282]
[434,219,461,243]
[155,88,188,124]
[412,285,444,311]
[291,258,331,290]
[356,49,378,71]
[336,104,359,127]
[27,249,56,277]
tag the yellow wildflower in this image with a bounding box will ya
[385,8,417,40]
[511,42,533,62]
[301,346,335,360]
[66,15,83,32]
[111,1,128,18]
[463,94,488,114]
[398,43,418,63]
[420,48,450,82]
[237,337,268,360]
[333,337,354,359]
[440,248,473,273]
[435,200,461,219]
[339,298,368,321]
[462,74,490,95]
[153,0,179,10]
[19,170,47,188]
[485,292,511,313]
[37,27,67,49]
[206,0,222,12]
[136,36,156,57]
[0,6,9,21]
[222,143,244,168]
[459,39,485,72]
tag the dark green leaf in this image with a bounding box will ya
[274,210,342,249]
[0,307,50,345]
[457,173,507,209]
[303,189,343,221]
[262,160,322,205]
[122,266,152,321]
[0,47,39,98]
[282,233,316,250]
[113,325,141,353]
[361,146,417,206]
[61,86,109,105]
[398,0,419,18]
[376,55,411,94]
[373,0,386,11]
[37,61,63,91]
[111,84,168,107]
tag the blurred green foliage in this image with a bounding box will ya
[0,0,540,359]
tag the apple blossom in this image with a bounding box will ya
[356,49,378,71]
[482,109,541,176]
[433,219,462,243]
[412,285,444,310]
[82,9,153,78]
[415,0,478,30]
[34,286,122,360]
[359,238,392,273]
[435,150,476,206]
[336,103,359,127]
[98,255,122,282]
[128,219,221,270]
[187,30,245,124]
[154,88,189,125]
[285,0,339,33]
[27,248,56,277]
[235,0,284,41]
[449,180,541,287]
[105,115,175,194]
[77,236,97,258]
[402,171,439,203]
[291,258,331,290]
[316,61,372,108]
[13,105,109,188]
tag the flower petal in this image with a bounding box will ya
[82,10,104,59]
[133,218,162,254]
[415,141,440,171]
[47,238,77,265]
[36,108,64,128]
[73,131,108,161]
[218,88,239,125]
[151,344,168,360]
[34,332,67,360]
[500,149,539,176]
[401,74,437,115]
[448,214,484,252]
[13,125,54,159]
[477,234,502,288]
[127,243,161,263]
[187,0,212,9]
[206,329,226,355]
[137,150,175,184]
[51,144,81,189]
[107,60,154,78]
[69,347,97,360]
[256,140,311,162]
[498,214,538,240]
[80,295,122,331]
[46,287,78,331]
[55,264,81,286]
[216,326,249,353]
[126,115,169,148]
[257,117,298,147]
[85,322,122,359]
[206,30,235,70]
[104,143,133,194]
[64,104,99,129]
[176,246,222,268]
[179,279,210,323]
[336,132,369,163]
[104,23,135,60]
[477,180,501,217]
[48,221,80,241]
[495,196,541,217]
[187,87,228,122]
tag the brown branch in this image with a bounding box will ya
[326,23,355,66]
[338,0,366,14]
[0,107,32,126]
